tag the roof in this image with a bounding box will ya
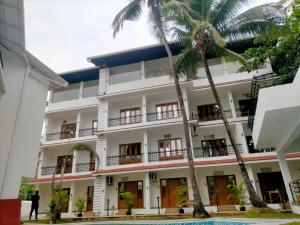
[87,42,183,68]
[60,67,99,84]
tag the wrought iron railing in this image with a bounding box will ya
[108,114,142,127]
[190,109,232,121]
[106,154,144,166]
[248,146,276,153]
[75,162,95,172]
[147,109,181,122]
[45,131,76,141]
[148,149,187,162]
[193,144,243,158]
[289,179,300,204]
[78,128,97,137]
[41,166,56,176]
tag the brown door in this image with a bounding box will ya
[56,155,73,174]
[197,104,220,121]
[86,186,94,211]
[60,188,70,213]
[207,175,237,206]
[118,181,144,209]
[60,123,76,139]
[160,178,188,208]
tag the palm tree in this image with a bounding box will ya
[112,0,209,218]
[51,143,98,223]
[170,0,285,208]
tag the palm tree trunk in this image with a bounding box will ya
[199,49,267,208]
[149,3,209,218]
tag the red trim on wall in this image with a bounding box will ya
[0,199,21,225]
[27,174,93,184]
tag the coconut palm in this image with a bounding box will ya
[170,0,285,208]
[112,0,209,218]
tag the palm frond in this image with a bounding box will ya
[175,48,202,77]
[148,3,169,41]
[190,0,214,21]
[112,0,143,37]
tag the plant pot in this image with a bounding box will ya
[126,211,132,215]
[179,208,184,214]
[239,206,246,211]
[77,213,83,217]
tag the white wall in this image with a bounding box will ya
[0,47,50,198]
[108,97,142,118]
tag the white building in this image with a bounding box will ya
[28,43,300,217]
[0,0,67,223]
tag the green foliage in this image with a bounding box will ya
[75,196,85,213]
[176,186,188,208]
[71,143,92,153]
[120,192,135,211]
[227,182,247,206]
[19,178,35,200]
[50,188,69,212]
[241,0,300,84]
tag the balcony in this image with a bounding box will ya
[191,109,233,122]
[106,154,144,166]
[75,162,96,172]
[78,128,97,137]
[148,149,187,162]
[41,165,73,176]
[193,144,243,158]
[108,114,143,127]
[147,109,181,122]
[45,131,75,141]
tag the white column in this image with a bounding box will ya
[99,68,108,95]
[277,151,294,203]
[48,90,53,104]
[141,61,145,79]
[245,164,257,191]
[96,135,107,168]
[143,130,148,163]
[227,91,237,118]
[181,86,190,120]
[75,112,81,138]
[98,101,108,130]
[42,118,49,143]
[72,151,78,174]
[68,182,75,215]
[142,95,147,124]
[144,172,151,210]
[37,150,44,178]
[79,81,84,98]
[93,176,106,216]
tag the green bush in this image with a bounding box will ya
[176,186,188,208]
[120,192,135,213]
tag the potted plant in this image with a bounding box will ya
[119,192,135,215]
[228,182,247,211]
[50,188,70,222]
[176,186,188,214]
[75,196,85,217]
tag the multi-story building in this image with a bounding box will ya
[28,43,300,216]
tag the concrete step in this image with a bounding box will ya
[218,205,237,212]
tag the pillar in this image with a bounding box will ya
[245,164,257,191]
[142,95,147,124]
[227,91,237,118]
[79,81,84,98]
[277,151,294,204]
[42,118,48,143]
[181,86,190,120]
[93,176,106,216]
[72,151,78,174]
[144,172,151,210]
[96,135,107,168]
[143,130,148,163]
[37,151,44,178]
[75,112,81,138]
[68,182,75,214]
[141,61,145,79]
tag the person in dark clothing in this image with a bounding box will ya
[29,190,40,220]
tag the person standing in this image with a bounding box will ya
[29,190,40,220]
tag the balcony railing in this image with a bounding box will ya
[248,147,276,154]
[148,149,187,162]
[41,165,72,176]
[45,131,76,141]
[108,114,143,127]
[78,128,97,137]
[193,144,243,158]
[75,162,95,172]
[191,109,232,121]
[147,110,181,122]
[106,154,144,166]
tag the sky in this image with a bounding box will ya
[24,0,278,73]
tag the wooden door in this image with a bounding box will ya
[60,188,70,213]
[86,186,94,211]
[60,123,76,139]
[56,155,73,174]
[118,181,143,209]
[160,178,188,208]
[207,175,237,206]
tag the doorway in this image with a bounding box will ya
[118,181,143,209]
[60,188,70,213]
[207,175,237,205]
[86,186,94,211]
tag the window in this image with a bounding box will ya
[156,102,179,120]
[119,143,142,164]
[197,104,221,121]
[201,139,227,157]
[92,120,98,134]
[137,181,143,199]
[56,155,73,174]
[60,122,76,139]
[158,138,182,159]
[238,99,251,117]
[120,107,141,125]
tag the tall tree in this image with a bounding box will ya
[112,0,209,218]
[171,0,285,208]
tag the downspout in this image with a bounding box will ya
[0,50,31,198]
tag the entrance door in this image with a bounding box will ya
[60,188,70,213]
[257,172,287,203]
[86,186,94,211]
[207,175,237,205]
[160,178,188,208]
[60,123,76,139]
[118,181,143,209]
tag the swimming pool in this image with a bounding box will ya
[89,222,250,225]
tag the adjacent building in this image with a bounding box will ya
[29,43,300,216]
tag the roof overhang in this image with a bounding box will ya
[60,67,99,84]
[252,67,300,153]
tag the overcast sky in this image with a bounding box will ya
[24,0,277,73]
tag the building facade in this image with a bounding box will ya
[29,43,300,216]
